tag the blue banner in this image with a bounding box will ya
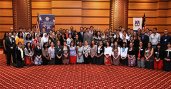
[39,14,55,33]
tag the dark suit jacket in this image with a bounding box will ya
[55,45,63,56]
[5,37,16,51]
[140,34,149,49]
[78,32,84,43]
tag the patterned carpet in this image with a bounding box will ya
[0,54,171,89]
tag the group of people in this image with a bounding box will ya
[3,26,171,71]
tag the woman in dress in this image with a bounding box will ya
[83,41,90,64]
[62,41,70,64]
[69,41,77,64]
[90,40,97,64]
[24,42,34,66]
[112,41,120,66]
[55,41,63,64]
[163,43,171,71]
[154,43,164,70]
[104,41,113,65]
[15,42,24,68]
[42,42,50,65]
[120,42,128,66]
[96,41,104,65]
[128,42,136,67]
[137,41,145,68]
[77,42,84,64]
[34,43,42,65]
[48,42,56,65]
[144,42,154,69]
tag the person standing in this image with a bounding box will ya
[83,41,91,64]
[42,42,50,65]
[163,43,171,71]
[96,41,104,65]
[15,42,24,68]
[3,33,8,62]
[55,41,63,64]
[137,42,145,68]
[48,42,56,65]
[62,41,70,64]
[24,42,34,66]
[104,41,113,65]
[160,29,170,50]
[77,42,84,64]
[112,41,120,66]
[149,28,160,48]
[128,42,136,67]
[5,32,16,66]
[90,40,97,64]
[144,42,154,69]
[154,43,164,70]
[69,41,77,64]
[120,42,128,66]
[34,43,42,65]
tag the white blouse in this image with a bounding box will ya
[104,47,113,56]
[120,47,128,58]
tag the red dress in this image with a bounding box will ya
[104,54,112,65]
[25,56,32,65]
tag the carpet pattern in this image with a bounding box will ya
[0,54,171,89]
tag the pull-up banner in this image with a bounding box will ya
[39,14,55,33]
[133,17,142,31]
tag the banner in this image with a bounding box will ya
[39,14,55,33]
[133,18,142,31]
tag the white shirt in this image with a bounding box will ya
[48,47,55,58]
[66,38,72,46]
[149,33,160,45]
[18,47,24,60]
[104,47,113,56]
[120,47,128,58]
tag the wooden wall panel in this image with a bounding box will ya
[82,18,109,24]
[55,17,82,24]
[128,10,156,17]
[0,0,12,39]
[0,17,13,24]
[128,0,171,34]
[52,9,82,16]
[0,25,13,31]
[52,1,82,8]
[83,2,110,9]
[32,10,52,16]
[0,9,12,16]
[32,2,51,8]
[129,3,156,9]
[0,1,12,8]
[82,10,109,16]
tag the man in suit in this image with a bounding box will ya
[77,27,84,43]
[83,28,93,45]
[5,32,16,66]
[140,30,149,49]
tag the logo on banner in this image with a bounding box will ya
[135,20,140,26]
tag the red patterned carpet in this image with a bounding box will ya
[0,54,171,89]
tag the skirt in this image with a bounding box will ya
[56,56,63,65]
[63,56,69,64]
[25,56,32,65]
[70,56,77,64]
[128,57,136,67]
[104,56,112,65]
[163,60,171,71]
[96,55,104,65]
[113,57,120,66]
